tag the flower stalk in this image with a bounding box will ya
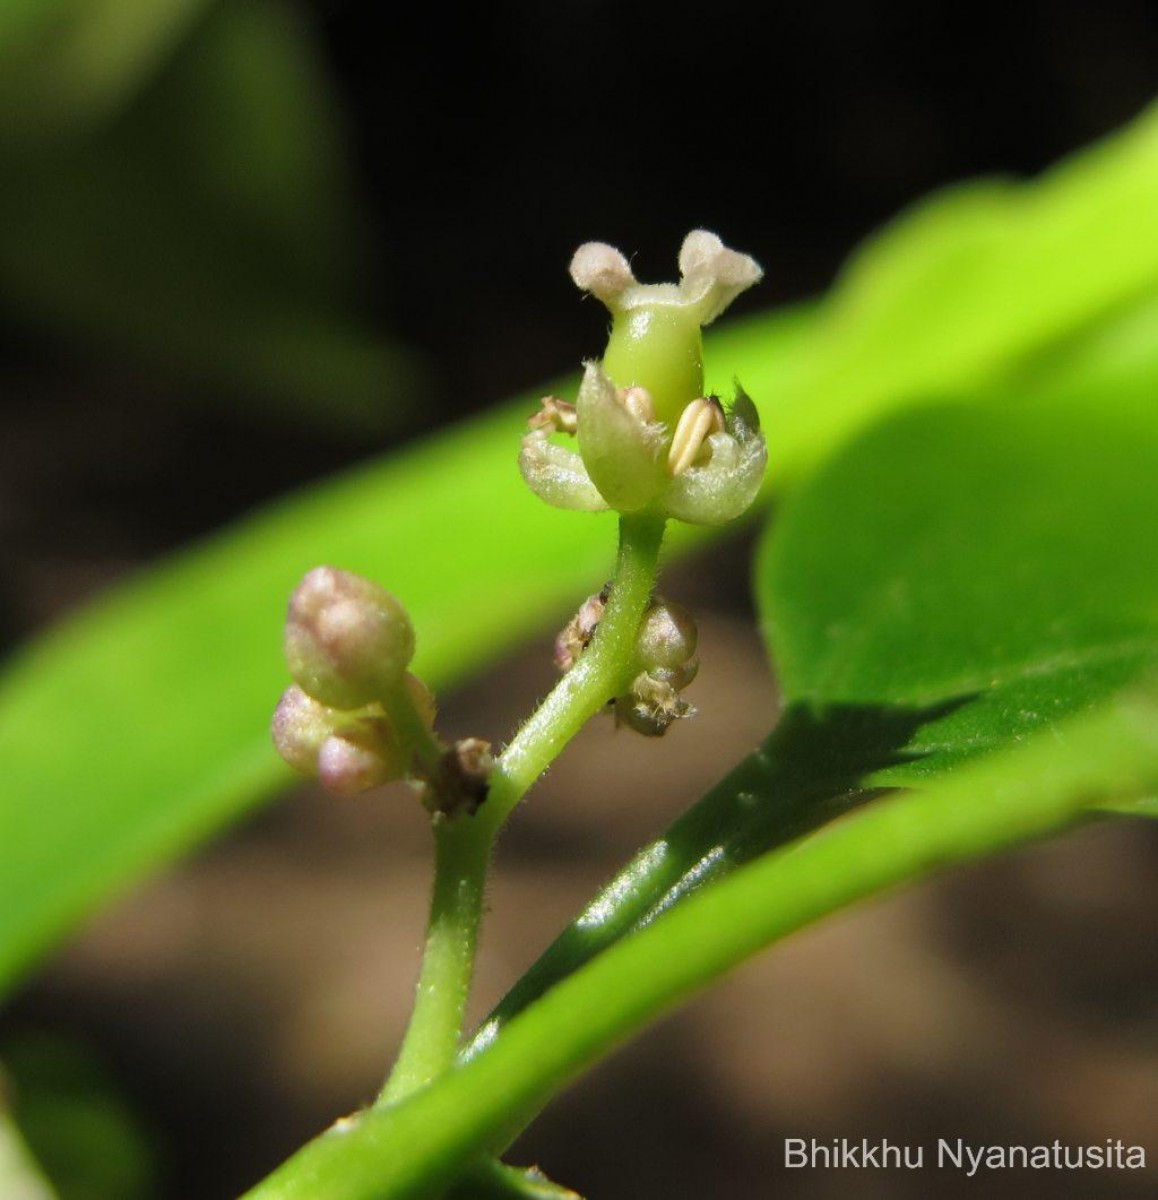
[270,230,765,1136]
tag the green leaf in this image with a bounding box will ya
[0,0,211,141]
[467,699,919,1051]
[0,396,603,999]
[246,690,1158,1200]
[7,103,1158,1001]
[445,1159,582,1199]
[2,1037,155,1200]
[757,384,1158,788]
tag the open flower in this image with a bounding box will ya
[519,230,767,525]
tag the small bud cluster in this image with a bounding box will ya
[519,230,767,525]
[616,598,699,737]
[272,567,433,796]
[555,590,700,738]
[436,737,495,818]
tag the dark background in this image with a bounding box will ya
[3,2,1158,1197]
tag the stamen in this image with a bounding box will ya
[619,385,657,424]
[529,396,578,435]
[668,397,725,475]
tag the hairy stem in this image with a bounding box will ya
[379,818,491,1104]
[481,513,667,836]
[379,678,444,782]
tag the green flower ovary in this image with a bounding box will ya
[601,304,704,428]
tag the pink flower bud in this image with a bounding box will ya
[316,719,405,796]
[285,567,415,710]
[272,685,335,776]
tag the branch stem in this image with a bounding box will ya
[481,513,667,836]
[379,818,491,1104]
[379,514,667,1104]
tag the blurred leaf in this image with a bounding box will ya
[2,1037,154,1200]
[0,0,424,433]
[0,393,611,999]
[0,1108,56,1200]
[0,0,210,141]
[6,105,1158,998]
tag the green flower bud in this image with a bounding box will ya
[636,600,698,671]
[285,566,415,710]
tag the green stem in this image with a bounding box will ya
[481,513,666,837]
[242,692,1158,1200]
[378,514,667,1104]
[379,818,491,1104]
[379,679,444,783]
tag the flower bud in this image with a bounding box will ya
[272,685,335,776]
[285,566,415,710]
[614,671,694,738]
[317,717,405,796]
[272,685,408,796]
[636,600,698,671]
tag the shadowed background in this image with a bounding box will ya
[2,1,1158,1196]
